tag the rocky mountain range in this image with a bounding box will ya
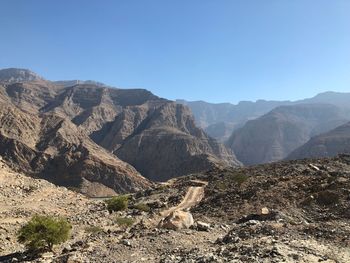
[287,121,350,160]
[0,68,240,195]
[178,92,350,144]
[226,103,350,165]
[177,99,291,142]
[2,68,350,263]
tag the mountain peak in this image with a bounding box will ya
[0,68,44,83]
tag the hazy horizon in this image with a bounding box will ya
[0,0,349,104]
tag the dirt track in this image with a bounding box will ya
[160,180,207,217]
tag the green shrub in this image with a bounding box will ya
[17,215,71,252]
[114,217,134,227]
[132,203,150,212]
[84,226,103,234]
[232,173,249,185]
[105,195,129,212]
[216,181,229,191]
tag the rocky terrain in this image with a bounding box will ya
[227,104,350,165]
[178,92,350,143]
[0,102,150,197]
[1,154,350,262]
[177,99,291,141]
[0,68,240,191]
[288,122,350,160]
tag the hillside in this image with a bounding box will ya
[1,155,350,262]
[0,68,240,185]
[287,122,350,160]
[0,103,150,196]
[178,92,350,143]
[226,104,350,165]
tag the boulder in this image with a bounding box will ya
[196,221,211,231]
[158,210,194,230]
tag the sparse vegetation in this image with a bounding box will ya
[132,203,150,212]
[216,181,229,191]
[215,171,249,190]
[115,217,134,227]
[105,195,129,212]
[84,226,103,234]
[17,215,71,252]
[230,172,249,185]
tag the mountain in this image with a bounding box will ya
[53,80,108,88]
[226,104,350,165]
[177,99,293,142]
[177,99,291,128]
[0,68,44,83]
[0,68,239,187]
[204,122,235,142]
[0,103,150,197]
[287,122,350,160]
[301,91,350,109]
[178,92,350,142]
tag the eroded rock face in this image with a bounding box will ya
[114,103,241,181]
[227,104,350,165]
[0,68,241,184]
[158,210,194,230]
[0,68,44,83]
[0,103,150,196]
[287,122,350,160]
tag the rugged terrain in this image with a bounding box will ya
[288,122,350,160]
[178,92,350,143]
[1,154,350,262]
[0,102,150,197]
[227,104,350,165]
[177,99,291,142]
[0,68,240,192]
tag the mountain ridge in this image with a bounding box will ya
[0,68,240,190]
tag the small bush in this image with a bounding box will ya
[231,173,249,185]
[132,203,150,212]
[115,217,134,227]
[216,181,228,191]
[84,226,103,234]
[105,195,129,212]
[17,215,71,252]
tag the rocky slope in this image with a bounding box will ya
[0,68,239,185]
[204,121,235,142]
[0,104,150,196]
[113,103,239,181]
[178,92,350,143]
[287,122,350,160]
[227,104,350,165]
[1,155,350,262]
[177,99,291,141]
[0,68,45,83]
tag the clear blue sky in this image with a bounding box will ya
[0,0,349,103]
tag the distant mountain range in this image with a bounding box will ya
[178,91,350,165]
[287,121,350,160]
[226,104,350,165]
[1,67,350,192]
[0,68,240,196]
[176,99,291,142]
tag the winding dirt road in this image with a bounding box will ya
[160,180,208,217]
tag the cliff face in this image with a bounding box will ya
[287,122,350,160]
[227,104,350,165]
[0,104,150,196]
[0,68,239,186]
[113,103,240,181]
